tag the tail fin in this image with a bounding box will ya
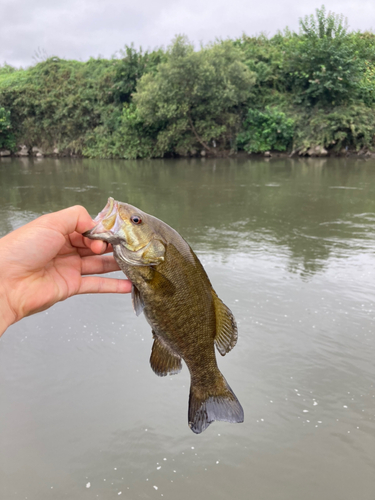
[188,376,244,434]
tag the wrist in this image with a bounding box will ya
[0,285,16,336]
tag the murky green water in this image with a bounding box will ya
[1,157,374,500]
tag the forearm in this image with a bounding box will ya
[0,285,16,336]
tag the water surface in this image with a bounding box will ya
[1,157,374,499]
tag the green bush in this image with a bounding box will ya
[293,104,375,152]
[82,103,156,159]
[233,32,289,105]
[111,45,166,104]
[358,59,375,106]
[0,107,15,150]
[0,49,163,155]
[237,107,295,152]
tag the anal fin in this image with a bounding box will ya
[212,290,238,356]
[150,334,182,377]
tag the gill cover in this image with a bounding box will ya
[115,238,166,267]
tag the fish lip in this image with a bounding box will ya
[83,197,124,245]
[94,197,116,223]
[82,227,122,245]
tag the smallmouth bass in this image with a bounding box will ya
[84,198,244,434]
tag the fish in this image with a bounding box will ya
[84,197,244,434]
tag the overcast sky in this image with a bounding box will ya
[1,0,374,68]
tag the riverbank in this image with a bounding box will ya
[1,7,375,160]
[1,145,375,160]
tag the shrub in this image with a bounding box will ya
[358,60,375,106]
[0,107,15,150]
[237,106,295,152]
[82,103,156,159]
[293,104,375,152]
[0,50,163,155]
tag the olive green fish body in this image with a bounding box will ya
[85,198,244,433]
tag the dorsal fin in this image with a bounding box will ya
[212,290,238,356]
[150,333,182,377]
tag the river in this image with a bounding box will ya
[0,157,374,500]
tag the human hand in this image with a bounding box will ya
[0,205,132,335]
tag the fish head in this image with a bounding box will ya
[84,198,166,266]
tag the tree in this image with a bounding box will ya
[283,6,364,106]
[111,45,166,104]
[133,36,256,156]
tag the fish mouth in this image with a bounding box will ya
[83,197,124,244]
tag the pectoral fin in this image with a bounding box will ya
[150,269,176,295]
[212,290,238,356]
[131,285,145,316]
[150,334,182,377]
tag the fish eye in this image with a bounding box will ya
[130,215,142,225]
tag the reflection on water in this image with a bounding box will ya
[0,157,374,500]
[2,157,375,277]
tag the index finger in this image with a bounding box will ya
[38,205,96,237]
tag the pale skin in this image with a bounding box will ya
[0,205,132,336]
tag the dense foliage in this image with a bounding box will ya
[0,106,15,150]
[133,37,256,156]
[1,6,375,157]
[237,107,295,153]
[283,7,362,106]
